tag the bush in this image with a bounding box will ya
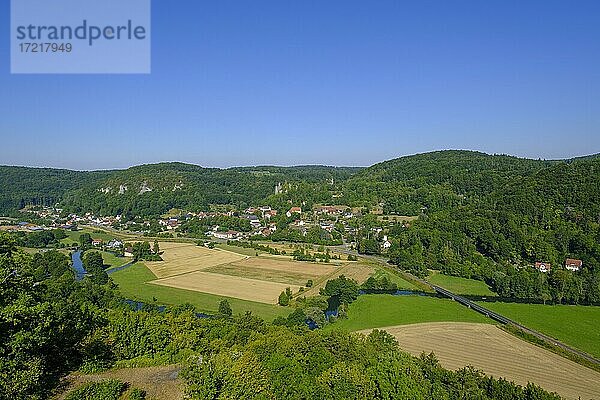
[126,388,146,400]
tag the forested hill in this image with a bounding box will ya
[363,152,600,303]
[340,150,556,213]
[1,151,599,220]
[0,162,360,216]
[0,166,110,215]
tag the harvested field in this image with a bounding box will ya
[151,271,292,304]
[360,322,600,400]
[339,263,375,283]
[145,242,246,278]
[228,257,341,275]
[55,365,183,400]
[204,263,316,285]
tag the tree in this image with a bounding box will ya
[278,291,290,306]
[153,240,160,255]
[218,299,232,317]
[358,239,380,255]
[83,251,107,284]
[79,233,92,250]
[320,275,360,305]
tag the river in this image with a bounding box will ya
[71,250,86,281]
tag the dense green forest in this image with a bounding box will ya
[0,233,562,399]
[0,166,110,215]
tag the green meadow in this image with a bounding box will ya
[481,301,600,358]
[329,294,491,332]
[427,271,496,296]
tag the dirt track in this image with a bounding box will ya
[359,322,600,400]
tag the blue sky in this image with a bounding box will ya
[1,0,599,170]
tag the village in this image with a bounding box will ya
[0,203,584,273]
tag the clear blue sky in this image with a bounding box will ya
[1,1,599,170]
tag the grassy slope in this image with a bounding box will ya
[427,272,496,296]
[329,294,491,331]
[371,268,418,290]
[481,302,600,358]
[110,262,289,321]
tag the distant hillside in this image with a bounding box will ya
[0,166,110,215]
[1,151,598,219]
[0,162,360,217]
[341,150,555,213]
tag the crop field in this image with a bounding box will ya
[360,322,600,400]
[204,263,320,286]
[480,301,600,358]
[151,271,293,303]
[145,242,246,278]
[427,271,496,296]
[151,255,344,304]
[132,242,357,304]
[229,257,340,275]
[299,262,376,297]
[110,263,289,320]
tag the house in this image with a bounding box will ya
[534,262,551,273]
[286,207,302,217]
[382,235,392,250]
[565,259,583,272]
[261,228,272,236]
[242,214,261,227]
[264,209,278,219]
[124,246,134,257]
[92,239,103,247]
[315,205,348,215]
[213,230,240,240]
[320,223,334,232]
[107,239,123,249]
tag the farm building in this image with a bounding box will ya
[565,259,583,271]
[533,262,551,273]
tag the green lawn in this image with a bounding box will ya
[215,243,259,256]
[427,272,496,296]
[371,268,418,290]
[480,302,600,358]
[329,294,491,331]
[100,251,130,270]
[109,262,289,321]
